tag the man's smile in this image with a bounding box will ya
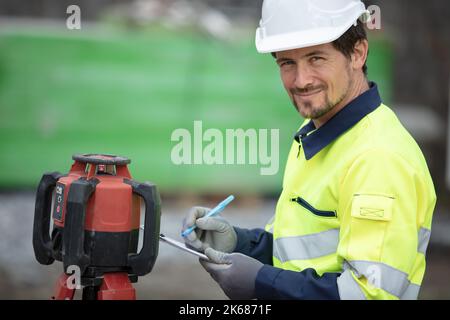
[294,88,323,98]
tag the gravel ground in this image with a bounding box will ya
[0,192,449,300]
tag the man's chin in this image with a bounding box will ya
[296,104,321,119]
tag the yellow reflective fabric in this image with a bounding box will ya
[273,104,436,299]
[264,215,275,233]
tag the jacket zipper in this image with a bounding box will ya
[290,197,337,218]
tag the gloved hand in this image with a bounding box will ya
[182,206,237,253]
[200,247,263,300]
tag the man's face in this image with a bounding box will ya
[275,43,354,120]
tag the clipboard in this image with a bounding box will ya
[159,234,210,261]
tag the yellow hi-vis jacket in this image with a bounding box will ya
[265,83,436,299]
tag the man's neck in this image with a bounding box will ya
[313,76,370,128]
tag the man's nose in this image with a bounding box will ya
[293,64,314,89]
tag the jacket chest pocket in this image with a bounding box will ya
[290,197,337,218]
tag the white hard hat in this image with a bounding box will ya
[255,0,370,53]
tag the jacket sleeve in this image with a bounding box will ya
[255,266,341,299]
[233,227,273,265]
[335,149,435,300]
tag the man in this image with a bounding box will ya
[182,0,436,300]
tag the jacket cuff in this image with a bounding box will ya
[233,227,253,253]
[255,265,283,299]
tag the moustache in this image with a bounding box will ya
[290,85,326,95]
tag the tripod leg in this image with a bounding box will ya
[82,285,99,300]
[52,273,76,300]
[97,273,136,300]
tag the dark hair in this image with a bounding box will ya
[332,21,368,75]
[272,21,368,75]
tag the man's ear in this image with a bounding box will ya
[352,39,369,71]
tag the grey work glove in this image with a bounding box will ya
[200,247,264,300]
[182,206,237,253]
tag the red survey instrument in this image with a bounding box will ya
[33,154,161,300]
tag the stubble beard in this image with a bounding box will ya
[293,73,353,120]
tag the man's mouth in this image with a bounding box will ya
[295,88,323,98]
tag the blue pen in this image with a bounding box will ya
[181,195,235,237]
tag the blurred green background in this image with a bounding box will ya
[0,25,393,193]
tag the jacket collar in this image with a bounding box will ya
[294,82,382,160]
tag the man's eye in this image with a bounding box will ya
[310,57,324,63]
[280,61,295,67]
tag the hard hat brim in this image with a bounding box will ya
[256,22,355,54]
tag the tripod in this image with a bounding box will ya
[52,271,137,300]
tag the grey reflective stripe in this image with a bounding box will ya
[346,260,410,298]
[400,283,421,300]
[337,269,367,300]
[273,241,281,262]
[418,227,431,255]
[273,228,339,262]
[340,262,420,300]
